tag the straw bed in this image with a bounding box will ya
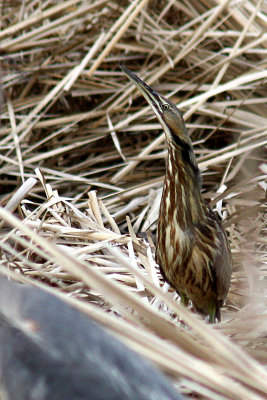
[0,1,266,399]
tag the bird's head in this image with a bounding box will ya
[121,66,190,149]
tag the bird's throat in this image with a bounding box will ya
[161,145,204,231]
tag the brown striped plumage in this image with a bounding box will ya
[121,66,232,322]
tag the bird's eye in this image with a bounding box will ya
[161,103,170,110]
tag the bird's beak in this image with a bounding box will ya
[120,65,162,117]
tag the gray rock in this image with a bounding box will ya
[0,275,184,400]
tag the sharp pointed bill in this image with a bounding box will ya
[121,66,166,124]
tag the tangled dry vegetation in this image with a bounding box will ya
[0,0,266,399]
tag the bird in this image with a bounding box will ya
[0,274,184,400]
[121,66,232,323]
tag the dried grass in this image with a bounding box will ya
[0,1,266,399]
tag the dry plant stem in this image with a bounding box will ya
[184,0,263,119]
[1,1,108,51]
[87,0,149,77]
[3,177,37,214]
[0,0,83,40]
[64,33,106,91]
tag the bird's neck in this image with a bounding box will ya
[162,143,205,230]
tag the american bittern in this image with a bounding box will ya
[121,66,232,323]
